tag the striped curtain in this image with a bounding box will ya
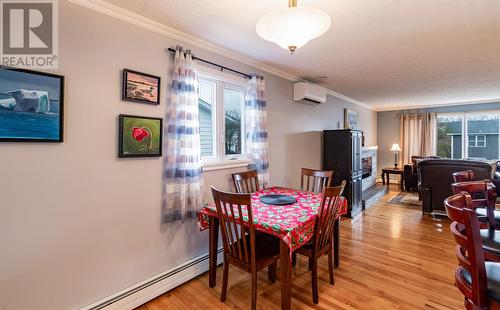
[164,46,204,222]
[245,75,270,188]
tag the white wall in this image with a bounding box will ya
[0,2,377,310]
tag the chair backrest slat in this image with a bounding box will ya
[301,168,333,193]
[238,205,250,264]
[313,181,346,253]
[212,187,255,268]
[451,180,497,228]
[444,192,489,307]
[452,170,476,183]
[232,170,260,194]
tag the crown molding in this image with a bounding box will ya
[68,0,374,111]
[375,98,500,112]
[325,89,374,110]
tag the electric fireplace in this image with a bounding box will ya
[362,157,372,179]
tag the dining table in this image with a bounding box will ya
[198,186,347,310]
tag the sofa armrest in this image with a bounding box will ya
[417,183,432,215]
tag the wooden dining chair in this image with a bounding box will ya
[444,192,500,309]
[451,181,500,262]
[211,187,279,310]
[300,168,333,193]
[453,170,476,183]
[293,181,346,304]
[232,170,260,193]
[451,180,498,228]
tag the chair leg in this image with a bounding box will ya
[268,262,277,283]
[221,262,229,302]
[292,252,297,267]
[311,257,319,304]
[328,247,335,285]
[251,269,258,310]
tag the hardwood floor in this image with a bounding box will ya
[136,186,463,309]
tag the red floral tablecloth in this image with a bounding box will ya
[198,187,347,252]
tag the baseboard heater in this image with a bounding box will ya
[81,248,224,310]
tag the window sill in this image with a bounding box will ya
[202,159,251,172]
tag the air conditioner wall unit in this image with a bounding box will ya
[293,82,327,105]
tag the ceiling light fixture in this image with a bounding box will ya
[256,0,331,54]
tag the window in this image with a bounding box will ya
[436,112,499,160]
[436,115,463,159]
[198,79,216,158]
[468,135,486,147]
[198,67,247,168]
[223,87,244,156]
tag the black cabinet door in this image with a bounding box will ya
[352,132,362,177]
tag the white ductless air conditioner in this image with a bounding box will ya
[293,82,327,105]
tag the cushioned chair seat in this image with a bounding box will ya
[476,208,500,226]
[463,262,500,302]
[481,229,500,256]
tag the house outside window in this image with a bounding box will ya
[468,135,486,148]
[197,67,249,170]
[436,113,499,160]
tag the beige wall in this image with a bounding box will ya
[0,2,377,310]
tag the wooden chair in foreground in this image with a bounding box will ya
[232,170,260,193]
[453,170,476,183]
[211,187,279,310]
[293,181,346,304]
[444,192,500,309]
[451,180,499,227]
[451,181,500,262]
[301,168,333,193]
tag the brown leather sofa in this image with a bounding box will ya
[403,156,441,191]
[417,159,492,214]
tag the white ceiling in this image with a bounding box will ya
[103,0,500,111]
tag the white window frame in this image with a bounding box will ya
[436,111,499,159]
[197,66,249,171]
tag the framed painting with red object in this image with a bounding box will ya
[118,114,163,158]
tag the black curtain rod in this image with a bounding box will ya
[167,48,252,79]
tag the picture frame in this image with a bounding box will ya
[344,108,358,129]
[0,66,64,142]
[118,114,163,158]
[122,69,161,105]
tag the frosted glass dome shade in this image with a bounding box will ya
[256,7,331,54]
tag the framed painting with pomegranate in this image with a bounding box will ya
[118,114,163,157]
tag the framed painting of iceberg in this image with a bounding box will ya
[118,114,163,158]
[0,67,64,142]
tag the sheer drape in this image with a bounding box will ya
[245,75,270,188]
[400,113,437,165]
[164,46,204,222]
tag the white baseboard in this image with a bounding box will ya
[80,249,224,310]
